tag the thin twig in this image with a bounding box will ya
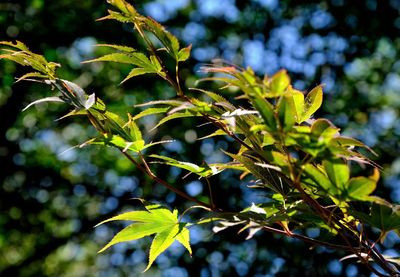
[204,177,215,210]
[135,152,215,210]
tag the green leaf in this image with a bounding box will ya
[15,72,48,82]
[95,134,145,152]
[83,52,150,67]
[330,136,378,156]
[224,151,290,194]
[150,154,217,177]
[107,0,138,17]
[141,17,180,60]
[96,201,191,271]
[175,226,192,255]
[121,67,157,83]
[352,203,400,236]
[102,111,130,139]
[290,88,305,123]
[151,110,200,130]
[102,10,131,22]
[1,41,60,76]
[323,158,349,190]
[177,45,192,62]
[277,94,296,131]
[145,224,182,272]
[131,107,171,121]
[134,100,184,108]
[84,47,161,82]
[301,85,323,122]
[98,222,170,253]
[95,43,136,53]
[248,94,277,132]
[311,119,339,140]
[126,114,143,142]
[302,164,334,193]
[270,70,290,96]
[346,177,376,201]
[0,40,29,51]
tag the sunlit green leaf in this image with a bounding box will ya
[290,88,305,123]
[248,94,277,132]
[141,16,180,60]
[346,177,376,201]
[277,94,296,131]
[131,107,171,121]
[323,158,349,190]
[301,85,323,122]
[96,201,191,272]
[270,70,290,96]
[150,154,216,177]
[178,45,192,62]
[311,119,339,140]
[302,164,335,193]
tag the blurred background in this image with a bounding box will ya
[0,0,399,276]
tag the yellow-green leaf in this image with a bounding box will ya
[323,158,349,190]
[301,85,323,122]
[346,177,376,201]
[270,70,290,96]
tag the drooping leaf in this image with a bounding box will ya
[22,96,65,111]
[15,72,48,82]
[175,226,192,255]
[144,223,181,272]
[1,41,60,77]
[121,67,157,83]
[140,16,180,60]
[150,154,217,177]
[330,136,378,156]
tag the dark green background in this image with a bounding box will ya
[1,0,399,276]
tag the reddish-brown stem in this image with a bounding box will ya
[204,177,216,210]
[122,150,215,210]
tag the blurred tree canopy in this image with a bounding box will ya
[1,0,399,276]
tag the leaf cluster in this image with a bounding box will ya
[1,0,399,275]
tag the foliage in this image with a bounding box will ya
[1,0,400,275]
